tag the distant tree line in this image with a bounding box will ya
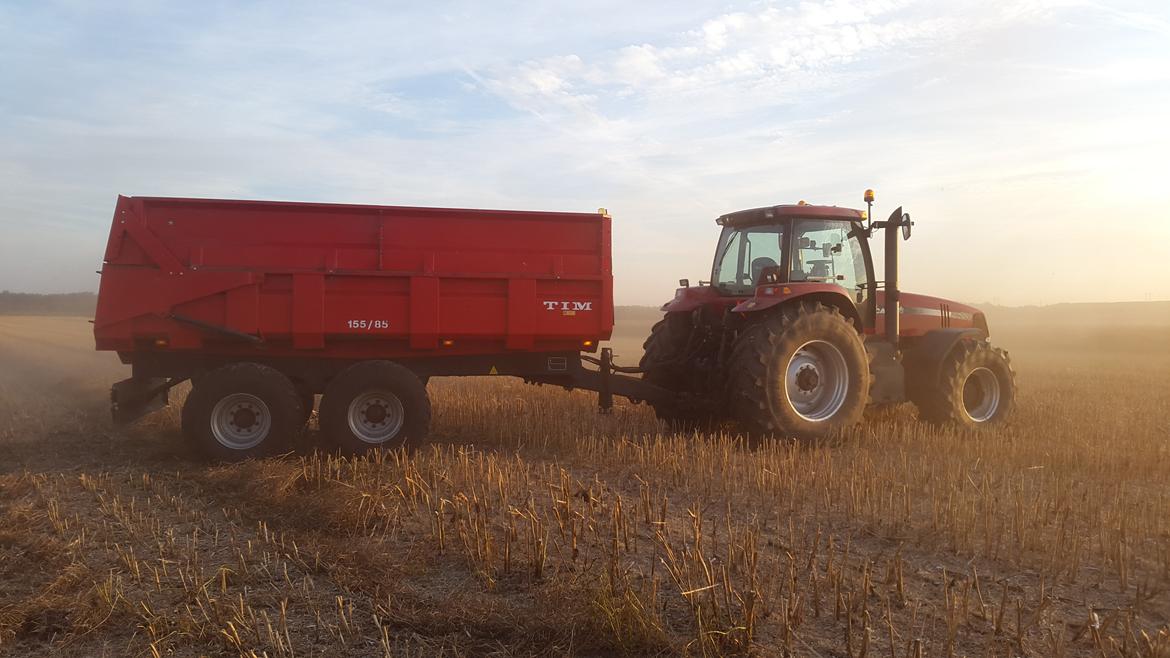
[0,291,97,316]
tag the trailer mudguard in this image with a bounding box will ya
[902,328,987,397]
[111,376,171,425]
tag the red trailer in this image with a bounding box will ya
[96,196,656,459]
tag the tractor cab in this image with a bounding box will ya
[710,203,876,324]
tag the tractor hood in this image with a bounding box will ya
[875,291,988,337]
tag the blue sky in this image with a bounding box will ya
[1,0,1168,305]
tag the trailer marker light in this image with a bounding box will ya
[154,338,168,347]
[782,286,791,295]
[582,340,594,348]
[441,339,455,347]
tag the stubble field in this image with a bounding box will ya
[1,312,1169,657]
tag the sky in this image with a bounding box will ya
[1,0,1168,306]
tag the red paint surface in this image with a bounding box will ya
[95,196,612,358]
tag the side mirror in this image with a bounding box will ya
[901,213,912,240]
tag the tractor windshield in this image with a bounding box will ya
[712,225,785,294]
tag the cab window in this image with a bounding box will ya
[790,220,867,297]
[713,225,785,294]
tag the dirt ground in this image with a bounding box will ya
[2,314,1169,657]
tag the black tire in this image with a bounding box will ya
[181,363,304,462]
[319,360,431,455]
[639,314,713,425]
[728,302,869,439]
[913,341,1015,428]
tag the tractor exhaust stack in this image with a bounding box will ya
[883,206,903,347]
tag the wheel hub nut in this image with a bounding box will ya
[232,407,257,429]
[364,403,388,425]
[796,365,820,392]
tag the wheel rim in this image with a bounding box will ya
[962,367,1001,422]
[785,340,850,422]
[210,393,272,450]
[346,390,405,444]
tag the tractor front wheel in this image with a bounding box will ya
[729,302,869,439]
[913,341,1015,428]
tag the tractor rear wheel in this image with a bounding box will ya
[913,341,1015,428]
[729,302,869,439]
[319,360,431,455]
[181,363,304,462]
[639,314,712,426]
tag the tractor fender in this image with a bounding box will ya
[902,328,988,396]
[732,285,863,332]
[660,285,725,314]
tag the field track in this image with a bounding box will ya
[2,315,1169,656]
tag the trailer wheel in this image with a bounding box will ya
[639,314,714,426]
[181,363,304,462]
[729,302,869,439]
[319,361,431,455]
[913,341,1015,428]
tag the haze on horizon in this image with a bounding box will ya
[1,0,1168,307]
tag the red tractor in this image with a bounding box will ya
[639,190,1015,436]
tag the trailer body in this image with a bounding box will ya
[96,196,613,374]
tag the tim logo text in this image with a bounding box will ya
[542,301,593,312]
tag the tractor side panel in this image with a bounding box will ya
[874,292,983,337]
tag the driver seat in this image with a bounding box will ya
[750,257,778,284]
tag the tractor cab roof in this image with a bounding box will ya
[716,204,865,228]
